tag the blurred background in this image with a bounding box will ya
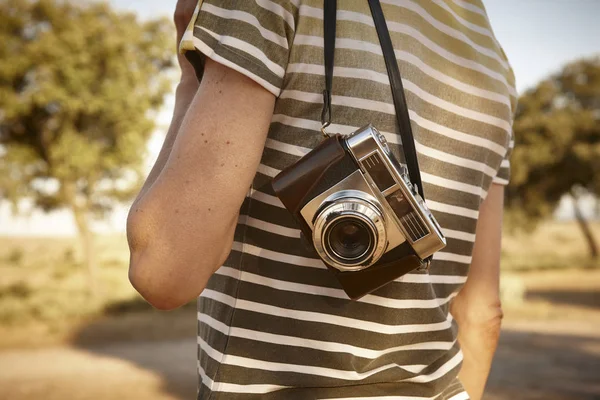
[0,0,599,399]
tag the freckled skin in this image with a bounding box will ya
[127,59,274,309]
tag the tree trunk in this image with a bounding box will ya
[71,204,99,298]
[572,191,599,260]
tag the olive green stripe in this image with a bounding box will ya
[279,71,512,122]
[192,28,283,88]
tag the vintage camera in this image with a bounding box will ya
[272,125,446,299]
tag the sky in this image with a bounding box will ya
[1,0,599,236]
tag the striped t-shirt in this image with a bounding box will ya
[181,0,516,399]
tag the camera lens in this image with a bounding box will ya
[326,218,374,262]
[312,196,387,272]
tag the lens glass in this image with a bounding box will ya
[326,218,373,261]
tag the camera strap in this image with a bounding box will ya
[321,0,425,200]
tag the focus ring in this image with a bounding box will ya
[312,197,387,272]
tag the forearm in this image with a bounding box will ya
[133,77,199,207]
[453,302,503,400]
[452,183,505,399]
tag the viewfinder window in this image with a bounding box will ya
[362,153,395,192]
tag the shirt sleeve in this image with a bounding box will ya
[492,136,513,186]
[179,0,298,97]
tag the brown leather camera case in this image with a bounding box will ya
[272,135,422,300]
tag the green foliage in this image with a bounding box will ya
[0,0,174,219]
[507,56,600,229]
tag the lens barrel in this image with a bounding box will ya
[325,218,373,263]
[312,196,387,272]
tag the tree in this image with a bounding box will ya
[0,0,174,294]
[507,56,600,258]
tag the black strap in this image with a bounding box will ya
[367,0,424,198]
[321,0,336,128]
[322,0,425,199]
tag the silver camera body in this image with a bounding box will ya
[299,125,446,272]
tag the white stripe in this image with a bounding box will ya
[404,82,511,132]
[416,142,496,178]
[249,188,282,206]
[200,336,440,381]
[231,241,470,283]
[233,240,325,268]
[422,0,516,100]
[426,200,479,219]
[294,35,515,106]
[405,349,464,383]
[288,61,509,108]
[200,311,456,360]
[238,214,299,238]
[249,186,480,234]
[451,0,488,17]
[273,104,507,157]
[201,289,453,334]
[300,4,510,74]
[265,138,310,156]
[501,159,510,168]
[238,203,476,242]
[198,361,214,392]
[259,160,484,198]
[422,0,494,38]
[421,171,485,197]
[434,252,472,264]
[215,266,459,308]
[257,162,279,177]
[295,6,513,91]
[201,3,288,48]
[492,176,509,185]
[281,88,511,135]
[392,1,507,68]
[448,392,470,400]
[250,184,478,222]
[186,34,279,96]
[199,362,287,393]
[441,228,476,242]
[255,0,295,30]
[354,5,511,76]
[265,134,497,182]
[446,391,471,400]
[198,26,285,78]
[408,110,508,156]
[400,274,467,284]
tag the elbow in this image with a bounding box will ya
[127,241,206,311]
[451,294,504,335]
[128,261,191,311]
[126,204,195,311]
[126,202,230,311]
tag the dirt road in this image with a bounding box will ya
[1,321,598,400]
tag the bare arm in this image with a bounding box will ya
[127,59,275,310]
[451,183,505,400]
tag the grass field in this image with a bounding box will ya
[0,221,598,348]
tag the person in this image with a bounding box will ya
[126,0,516,399]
